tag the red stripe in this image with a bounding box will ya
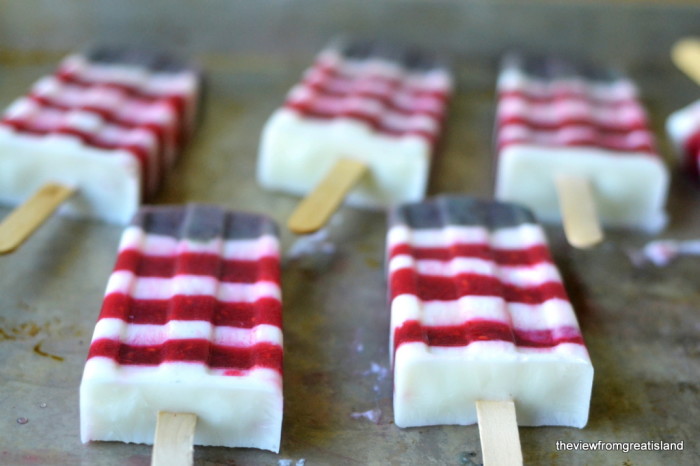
[284,102,438,143]
[390,269,567,304]
[28,93,173,165]
[393,319,584,349]
[389,243,552,266]
[297,82,445,118]
[28,93,171,136]
[55,70,187,122]
[113,250,280,282]
[87,338,283,372]
[494,245,552,266]
[497,134,656,154]
[99,294,282,327]
[498,89,635,107]
[498,115,648,134]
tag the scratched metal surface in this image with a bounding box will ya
[1,2,700,465]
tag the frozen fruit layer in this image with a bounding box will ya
[388,196,593,429]
[258,37,453,208]
[0,46,201,224]
[80,204,283,452]
[494,53,668,232]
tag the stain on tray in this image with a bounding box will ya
[0,315,82,362]
[0,328,17,341]
[33,340,64,362]
[0,320,45,341]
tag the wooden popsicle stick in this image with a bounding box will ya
[475,400,523,466]
[0,183,76,254]
[151,411,197,466]
[287,158,369,235]
[671,37,700,86]
[554,174,603,249]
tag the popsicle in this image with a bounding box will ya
[494,53,669,242]
[667,99,700,177]
[80,204,283,455]
[388,196,593,461]
[0,46,201,252]
[258,37,453,233]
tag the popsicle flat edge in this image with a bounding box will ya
[0,182,75,254]
[476,400,523,466]
[287,157,368,234]
[151,411,197,466]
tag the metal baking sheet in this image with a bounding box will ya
[1,3,700,465]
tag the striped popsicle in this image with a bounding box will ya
[258,37,452,212]
[494,53,668,233]
[0,46,201,225]
[388,196,593,429]
[80,204,283,453]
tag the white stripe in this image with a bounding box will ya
[497,67,638,102]
[498,95,646,128]
[391,295,579,334]
[214,324,283,346]
[388,224,546,250]
[105,271,281,302]
[387,225,489,249]
[117,228,279,260]
[221,235,280,260]
[498,262,561,287]
[389,254,559,287]
[391,294,509,329]
[91,318,282,346]
[217,281,282,303]
[389,254,498,277]
[499,122,654,149]
[394,92,446,114]
[93,319,206,343]
[490,223,547,248]
[381,112,439,134]
[508,299,580,332]
[4,97,39,119]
